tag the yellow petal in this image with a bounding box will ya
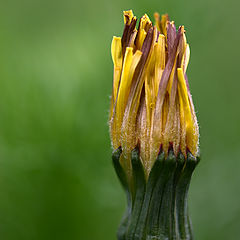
[111,48,142,149]
[177,68,197,155]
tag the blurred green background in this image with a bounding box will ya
[0,0,239,239]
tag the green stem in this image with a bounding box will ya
[112,147,199,240]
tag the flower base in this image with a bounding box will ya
[112,147,199,240]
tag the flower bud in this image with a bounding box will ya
[109,10,199,178]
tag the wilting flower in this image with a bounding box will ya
[109,10,199,178]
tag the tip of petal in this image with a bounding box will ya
[123,10,134,25]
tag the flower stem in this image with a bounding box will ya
[112,147,199,240]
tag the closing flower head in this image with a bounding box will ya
[109,10,199,178]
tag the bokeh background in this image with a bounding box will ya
[0,0,239,239]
